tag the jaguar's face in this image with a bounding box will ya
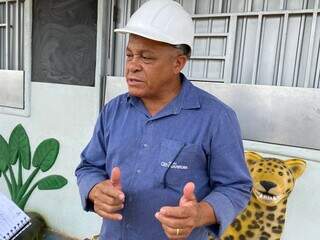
[245,152,306,206]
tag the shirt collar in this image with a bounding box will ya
[179,73,201,110]
[126,73,200,116]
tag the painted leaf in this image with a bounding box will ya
[32,139,59,172]
[0,135,9,173]
[9,124,31,169]
[37,175,68,190]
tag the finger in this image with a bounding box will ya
[96,201,124,213]
[181,182,196,203]
[95,208,123,221]
[155,212,189,229]
[100,183,125,202]
[162,224,189,239]
[111,167,122,189]
[97,192,124,206]
[159,206,191,218]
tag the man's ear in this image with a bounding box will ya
[173,54,188,74]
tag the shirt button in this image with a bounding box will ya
[126,224,130,229]
[143,143,148,148]
[136,169,141,174]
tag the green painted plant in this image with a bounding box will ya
[0,124,68,210]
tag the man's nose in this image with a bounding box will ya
[126,58,142,72]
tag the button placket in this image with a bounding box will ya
[132,119,153,185]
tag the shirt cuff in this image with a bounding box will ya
[203,191,236,238]
[78,175,106,211]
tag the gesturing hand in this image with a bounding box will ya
[155,182,201,239]
[89,167,125,221]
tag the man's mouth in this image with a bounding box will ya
[127,78,144,85]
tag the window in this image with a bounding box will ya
[113,0,320,88]
[0,0,31,116]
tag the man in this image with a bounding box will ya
[75,0,252,239]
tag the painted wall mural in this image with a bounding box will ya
[0,124,68,210]
[32,0,97,86]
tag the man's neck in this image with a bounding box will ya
[142,79,182,117]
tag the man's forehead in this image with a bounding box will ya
[127,34,174,50]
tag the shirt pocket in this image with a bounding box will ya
[155,138,207,193]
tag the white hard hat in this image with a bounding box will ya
[114,0,194,50]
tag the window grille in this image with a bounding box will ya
[114,0,320,88]
[0,0,24,70]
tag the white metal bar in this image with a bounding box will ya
[204,17,211,78]
[220,30,227,79]
[193,0,197,14]
[273,15,284,85]
[224,15,237,83]
[276,13,288,86]
[263,0,268,11]
[15,0,19,70]
[247,0,253,12]
[251,14,263,84]
[236,17,247,83]
[315,45,320,88]
[191,9,320,18]
[304,11,318,87]
[20,0,23,69]
[191,55,226,60]
[22,0,32,116]
[5,0,9,69]
[243,0,247,13]
[209,0,214,13]
[292,14,305,87]
[120,0,131,76]
[218,0,223,13]
[188,77,224,82]
[188,0,197,78]
[0,0,18,2]
[220,59,225,79]
[227,0,231,13]
[0,23,6,27]
[280,0,285,10]
[1,3,4,68]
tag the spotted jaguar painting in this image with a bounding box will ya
[210,151,306,240]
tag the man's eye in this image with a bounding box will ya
[142,56,154,62]
[126,53,133,58]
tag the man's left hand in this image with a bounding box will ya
[155,182,201,239]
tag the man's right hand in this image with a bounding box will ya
[89,167,125,221]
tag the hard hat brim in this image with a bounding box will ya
[114,26,193,50]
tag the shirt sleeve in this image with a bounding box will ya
[75,106,109,211]
[203,109,252,237]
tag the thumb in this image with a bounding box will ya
[111,167,121,189]
[180,182,197,206]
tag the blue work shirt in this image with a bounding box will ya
[75,74,252,239]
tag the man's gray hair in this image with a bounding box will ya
[173,44,191,58]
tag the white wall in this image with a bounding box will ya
[1,79,319,239]
[0,82,102,239]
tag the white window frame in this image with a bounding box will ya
[0,0,31,117]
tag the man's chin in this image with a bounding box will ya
[128,89,144,98]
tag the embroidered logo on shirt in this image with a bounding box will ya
[161,161,189,170]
